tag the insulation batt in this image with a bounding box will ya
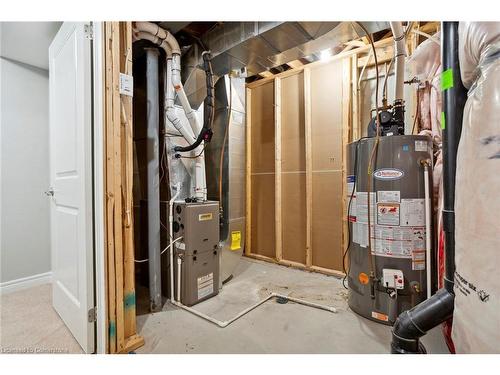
[452,22,500,353]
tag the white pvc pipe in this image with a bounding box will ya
[167,57,206,200]
[389,22,407,102]
[134,22,181,54]
[171,54,203,136]
[165,58,196,143]
[169,183,181,300]
[170,292,337,328]
[423,161,432,299]
[176,254,182,302]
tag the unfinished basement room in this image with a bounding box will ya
[1,2,499,372]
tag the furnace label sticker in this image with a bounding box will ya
[377,203,400,226]
[230,231,241,251]
[197,273,214,299]
[377,190,400,203]
[400,199,425,226]
[415,140,428,152]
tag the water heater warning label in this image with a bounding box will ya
[377,203,400,226]
[400,199,425,226]
[197,273,214,299]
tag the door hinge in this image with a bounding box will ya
[88,307,97,323]
[84,24,94,40]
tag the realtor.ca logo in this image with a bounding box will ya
[374,168,404,180]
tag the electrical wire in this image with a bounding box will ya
[175,144,206,159]
[342,138,369,288]
[134,236,183,263]
[218,76,233,210]
[355,22,381,283]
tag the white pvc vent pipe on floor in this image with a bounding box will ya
[170,292,337,329]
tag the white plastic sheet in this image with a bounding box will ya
[452,23,500,353]
[458,22,500,88]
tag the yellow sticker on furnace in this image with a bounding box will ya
[231,231,241,251]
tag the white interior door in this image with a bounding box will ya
[48,22,95,353]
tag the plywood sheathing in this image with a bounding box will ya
[246,57,349,276]
[249,81,275,258]
[280,73,306,265]
[310,60,344,271]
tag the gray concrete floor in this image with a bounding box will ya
[0,284,83,354]
[136,257,450,354]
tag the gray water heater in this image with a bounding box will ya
[346,135,433,325]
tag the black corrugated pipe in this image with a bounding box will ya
[390,22,467,354]
[174,51,215,153]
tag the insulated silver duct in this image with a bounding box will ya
[205,74,246,284]
[178,21,389,109]
[201,21,389,76]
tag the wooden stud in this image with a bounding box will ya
[341,58,352,262]
[303,68,313,268]
[259,71,274,78]
[245,88,252,256]
[119,334,145,354]
[103,21,143,354]
[110,22,125,353]
[104,21,117,354]
[357,44,394,68]
[245,253,344,278]
[274,77,283,262]
[287,59,304,69]
[120,21,136,341]
[351,54,360,141]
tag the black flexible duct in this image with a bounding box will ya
[174,51,215,153]
[390,21,467,354]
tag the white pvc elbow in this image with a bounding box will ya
[134,21,181,55]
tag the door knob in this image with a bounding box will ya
[45,187,55,196]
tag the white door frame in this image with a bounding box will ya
[92,21,107,354]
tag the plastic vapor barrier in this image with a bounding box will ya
[452,22,500,353]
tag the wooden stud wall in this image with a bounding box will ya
[104,21,144,354]
[245,23,440,277]
[248,81,276,259]
[246,57,350,277]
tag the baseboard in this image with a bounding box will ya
[0,272,52,294]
